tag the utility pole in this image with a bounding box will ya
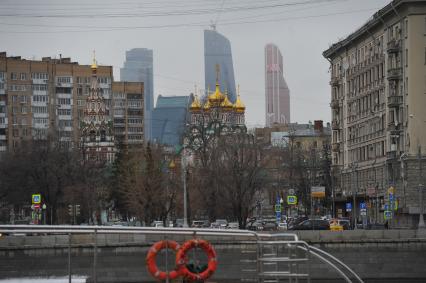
[418,145,425,229]
[181,154,188,228]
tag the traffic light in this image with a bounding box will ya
[68,205,73,216]
[75,205,81,216]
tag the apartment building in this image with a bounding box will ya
[0,52,114,152]
[112,82,144,146]
[323,0,426,226]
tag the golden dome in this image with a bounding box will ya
[203,100,211,111]
[208,83,225,103]
[234,94,245,112]
[221,92,234,110]
[190,94,202,111]
[91,50,97,69]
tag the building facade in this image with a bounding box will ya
[112,82,144,146]
[0,52,144,156]
[323,0,426,227]
[204,29,237,102]
[0,52,113,152]
[120,48,153,142]
[151,95,190,146]
[80,57,115,164]
[265,43,291,126]
[255,121,331,217]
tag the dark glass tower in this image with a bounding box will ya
[204,29,237,102]
[120,48,153,141]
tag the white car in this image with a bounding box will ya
[227,222,239,229]
[278,222,288,230]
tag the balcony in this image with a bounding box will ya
[330,77,340,87]
[331,119,340,130]
[332,143,340,152]
[387,122,403,135]
[387,95,403,108]
[387,67,402,80]
[0,145,6,152]
[0,135,6,141]
[387,39,401,53]
[330,99,340,109]
[387,150,397,160]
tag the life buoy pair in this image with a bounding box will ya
[146,239,217,281]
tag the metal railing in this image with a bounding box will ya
[0,225,363,283]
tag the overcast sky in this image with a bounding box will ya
[0,0,391,127]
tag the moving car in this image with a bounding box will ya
[288,219,330,230]
[211,219,228,229]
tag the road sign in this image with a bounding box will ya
[346,203,352,212]
[389,194,394,201]
[276,211,281,222]
[33,204,40,209]
[311,186,325,198]
[360,202,367,210]
[388,186,395,195]
[32,194,41,204]
[384,210,393,220]
[274,204,282,213]
[287,195,297,205]
[384,204,389,211]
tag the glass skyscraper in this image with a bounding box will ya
[265,43,290,126]
[120,48,153,141]
[204,29,237,102]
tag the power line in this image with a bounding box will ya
[0,7,379,34]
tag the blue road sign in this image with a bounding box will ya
[389,194,394,201]
[360,202,366,210]
[384,210,393,220]
[346,203,352,212]
[276,211,281,222]
[384,204,389,211]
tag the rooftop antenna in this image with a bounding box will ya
[212,0,226,30]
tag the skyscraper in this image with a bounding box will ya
[204,29,237,102]
[265,44,290,126]
[120,48,153,141]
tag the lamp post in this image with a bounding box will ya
[349,162,358,229]
[181,151,189,228]
[418,146,425,229]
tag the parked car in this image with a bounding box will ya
[262,221,277,231]
[211,219,228,229]
[289,219,330,230]
[246,220,263,231]
[287,216,309,230]
[227,222,239,229]
[191,220,208,228]
[151,221,164,228]
[277,221,288,231]
[175,219,184,228]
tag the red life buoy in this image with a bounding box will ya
[176,239,217,281]
[146,240,181,281]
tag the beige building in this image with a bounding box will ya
[323,0,426,227]
[112,82,144,146]
[0,52,143,154]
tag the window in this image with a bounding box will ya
[57,109,71,115]
[57,76,71,84]
[0,72,4,79]
[31,73,48,80]
[21,117,27,125]
[57,98,71,105]
[20,73,27,80]
[32,84,48,91]
[20,95,28,104]
[21,106,27,114]
[0,83,3,90]
[10,73,17,80]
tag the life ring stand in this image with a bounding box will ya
[176,239,217,281]
[146,240,181,281]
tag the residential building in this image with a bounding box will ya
[0,51,144,155]
[120,48,153,142]
[0,52,113,152]
[204,29,237,102]
[80,57,115,164]
[323,0,426,227]
[151,95,190,146]
[112,82,144,146]
[265,43,291,126]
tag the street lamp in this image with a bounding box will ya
[409,114,425,229]
[181,151,189,228]
[349,162,358,229]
